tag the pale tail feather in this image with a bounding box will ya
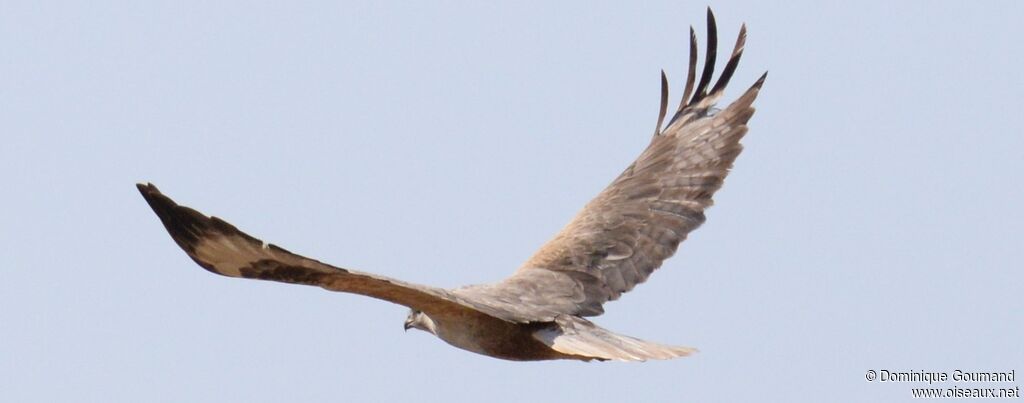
[533,316,697,362]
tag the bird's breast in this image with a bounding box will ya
[428,315,575,361]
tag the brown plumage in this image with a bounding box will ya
[138,8,766,362]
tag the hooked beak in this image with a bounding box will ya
[404,319,413,332]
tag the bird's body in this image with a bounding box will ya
[138,9,765,362]
[408,310,572,361]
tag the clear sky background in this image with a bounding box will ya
[2,1,1022,402]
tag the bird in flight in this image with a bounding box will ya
[139,9,765,362]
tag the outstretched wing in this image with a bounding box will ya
[137,183,518,322]
[469,9,767,320]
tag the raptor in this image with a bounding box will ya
[139,9,766,362]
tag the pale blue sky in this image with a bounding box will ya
[2,1,1022,402]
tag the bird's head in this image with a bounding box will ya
[404,309,437,335]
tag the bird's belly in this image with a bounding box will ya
[431,317,568,361]
[434,322,490,356]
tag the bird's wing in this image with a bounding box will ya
[471,9,766,320]
[137,183,520,322]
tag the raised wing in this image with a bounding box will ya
[482,9,766,319]
[136,183,520,322]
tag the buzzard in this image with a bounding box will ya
[139,9,765,362]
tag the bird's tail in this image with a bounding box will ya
[533,316,697,362]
